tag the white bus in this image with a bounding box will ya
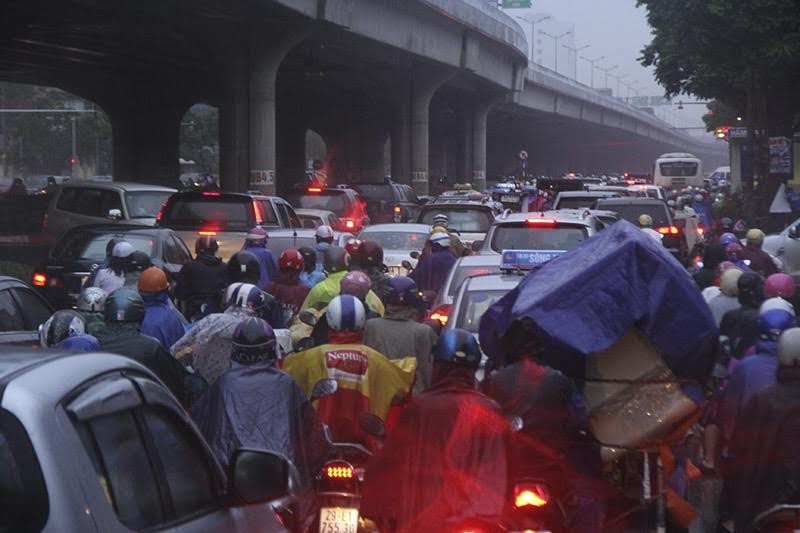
[653,153,703,189]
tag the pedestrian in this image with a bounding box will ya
[364,276,438,393]
[265,249,311,324]
[76,286,107,335]
[92,241,133,294]
[241,226,278,288]
[739,229,779,277]
[174,236,227,320]
[138,266,186,351]
[298,246,326,288]
[409,232,457,295]
[39,310,100,352]
[707,268,743,325]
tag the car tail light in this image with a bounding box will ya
[32,273,47,287]
[344,219,355,229]
[324,462,354,480]
[525,218,557,227]
[429,304,452,326]
[198,230,217,236]
[656,225,680,235]
[155,198,169,223]
[513,482,551,509]
[393,205,402,214]
[308,187,322,193]
[696,227,705,236]
[252,200,264,225]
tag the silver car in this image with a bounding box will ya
[357,223,430,275]
[0,348,292,532]
[761,220,799,280]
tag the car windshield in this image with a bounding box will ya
[598,202,671,227]
[419,208,492,233]
[286,191,348,216]
[161,197,254,231]
[447,264,502,296]
[455,289,509,332]
[659,161,698,177]
[54,232,157,260]
[358,231,427,250]
[125,191,172,218]
[490,224,588,252]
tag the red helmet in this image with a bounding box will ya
[278,249,304,271]
[764,273,797,299]
[357,240,384,268]
[345,238,363,259]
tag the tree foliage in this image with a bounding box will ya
[702,100,744,132]
[179,104,219,174]
[637,0,800,136]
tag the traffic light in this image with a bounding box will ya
[70,157,77,165]
[715,127,729,140]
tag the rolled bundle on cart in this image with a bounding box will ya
[480,220,718,460]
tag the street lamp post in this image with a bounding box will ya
[513,15,552,62]
[613,73,629,98]
[538,29,573,75]
[626,80,641,102]
[562,43,589,80]
[579,55,605,88]
[596,64,619,90]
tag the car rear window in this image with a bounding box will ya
[490,223,588,253]
[160,196,255,231]
[53,231,157,261]
[419,208,492,233]
[353,184,393,202]
[285,190,350,216]
[596,202,670,227]
[556,196,610,210]
[358,231,427,251]
[448,264,502,296]
[456,289,509,332]
[125,191,172,218]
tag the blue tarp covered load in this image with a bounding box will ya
[479,220,718,383]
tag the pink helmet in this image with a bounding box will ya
[764,273,797,299]
[340,271,371,301]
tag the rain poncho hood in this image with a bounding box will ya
[479,221,718,382]
[140,290,187,351]
[242,244,278,289]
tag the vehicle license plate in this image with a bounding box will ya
[318,507,359,533]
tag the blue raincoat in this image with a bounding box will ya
[408,247,457,294]
[243,244,278,289]
[141,290,188,352]
[54,333,101,352]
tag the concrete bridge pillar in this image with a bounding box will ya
[409,69,453,196]
[219,42,250,192]
[472,99,497,192]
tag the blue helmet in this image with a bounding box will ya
[759,297,796,342]
[385,276,421,307]
[719,232,738,246]
[433,329,482,369]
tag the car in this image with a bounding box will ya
[284,185,369,231]
[552,190,621,210]
[476,209,604,255]
[586,185,635,197]
[594,197,687,261]
[0,276,53,345]
[32,225,193,309]
[415,201,498,248]
[351,181,420,224]
[761,219,800,282]
[489,188,538,213]
[357,223,430,275]
[156,190,301,260]
[24,175,71,194]
[427,255,505,325]
[295,208,343,231]
[263,228,356,259]
[45,181,176,237]
[0,348,293,532]
[628,184,667,200]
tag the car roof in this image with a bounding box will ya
[62,223,168,235]
[556,191,617,197]
[0,348,74,395]
[463,273,524,291]
[359,223,431,233]
[595,197,667,205]
[495,210,596,226]
[62,181,176,192]
[452,254,504,269]
[0,276,31,290]
[422,201,493,209]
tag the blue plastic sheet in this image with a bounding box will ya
[479,220,718,382]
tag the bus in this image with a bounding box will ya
[653,153,703,189]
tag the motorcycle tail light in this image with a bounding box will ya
[32,273,47,287]
[656,225,680,236]
[514,482,550,508]
[429,304,451,326]
[324,462,354,480]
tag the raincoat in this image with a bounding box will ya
[408,247,457,294]
[720,289,761,359]
[360,367,511,532]
[300,271,385,315]
[739,245,779,277]
[242,244,278,289]
[78,311,105,336]
[92,267,124,294]
[299,269,326,289]
[141,290,187,351]
[171,306,250,385]
[266,271,311,324]
[281,337,415,445]
[54,333,101,352]
[174,253,227,319]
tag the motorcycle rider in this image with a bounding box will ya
[241,226,278,288]
[360,329,511,532]
[265,249,311,324]
[314,225,335,272]
[355,240,390,302]
[720,272,765,358]
[91,240,134,294]
[39,310,101,352]
[409,233,457,295]
[364,276,438,393]
[739,229,779,277]
[637,213,664,243]
[282,295,415,445]
[138,267,186,351]
[300,246,384,315]
[83,237,125,289]
[76,286,107,335]
[298,246,325,288]
[730,327,800,532]
[94,289,193,405]
[121,250,152,290]
[707,268,744,325]
[693,243,727,290]
[226,250,286,328]
[174,236,227,320]
[308,270,381,347]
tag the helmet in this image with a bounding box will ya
[345,239,362,259]
[778,327,800,366]
[432,328,482,369]
[315,225,334,242]
[746,229,765,245]
[385,276,421,307]
[138,267,168,292]
[231,317,276,364]
[738,272,764,307]
[77,287,107,312]
[667,200,676,208]
[228,251,260,284]
[195,235,219,255]
[726,242,743,260]
[720,217,733,230]
[224,283,267,313]
[638,214,653,227]
[759,297,796,342]
[298,246,316,272]
[764,273,796,299]
[719,233,738,246]
[278,249,304,271]
[720,268,743,296]
[126,251,151,273]
[112,241,135,258]
[39,310,86,347]
[245,227,268,243]
[105,237,125,258]
[323,246,350,274]
[694,194,704,203]
[357,240,384,268]
[432,213,449,228]
[340,271,371,301]
[326,295,366,332]
[429,232,450,248]
[104,290,145,323]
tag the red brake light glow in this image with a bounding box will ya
[514,483,550,508]
[429,304,452,326]
[393,205,402,213]
[155,199,169,223]
[308,187,322,193]
[202,191,220,196]
[325,465,354,479]
[525,218,557,227]
[252,200,264,225]
[656,225,680,235]
[32,273,47,287]
[696,227,705,236]
[345,219,355,229]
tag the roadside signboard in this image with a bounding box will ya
[502,0,532,8]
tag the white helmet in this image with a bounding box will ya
[315,225,334,240]
[429,232,450,248]
[760,297,796,317]
[77,287,107,312]
[112,241,135,258]
[778,327,800,366]
[720,268,743,297]
[224,283,266,312]
[326,295,366,332]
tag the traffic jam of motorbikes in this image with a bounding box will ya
[2,167,799,533]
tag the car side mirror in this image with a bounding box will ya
[310,378,338,401]
[790,226,800,239]
[409,251,420,260]
[229,449,290,504]
[471,240,483,252]
[107,208,122,220]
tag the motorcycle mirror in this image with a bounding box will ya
[311,378,338,401]
[298,310,318,327]
[401,260,413,271]
[358,412,385,437]
[409,251,420,260]
[507,415,524,433]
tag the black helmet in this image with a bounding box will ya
[195,236,219,255]
[432,328,482,369]
[39,310,86,347]
[298,246,316,272]
[228,251,260,284]
[738,272,765,308]
[323,246,350,274]
[126,250,152,273]
[357,240,384,268]
[231,317,276,364]
[104,289,146,323]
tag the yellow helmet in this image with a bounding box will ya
[746,228,765,245]
[638,214,653,228]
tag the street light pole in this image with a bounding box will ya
[579,55,605,88]
[596,64,618,89]
[513,14,552,62]
[538,29,572,75]
[562,43,589,80]
[613,73,629,98]
[70,116,77,178]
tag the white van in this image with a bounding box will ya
[653,153,703,189]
